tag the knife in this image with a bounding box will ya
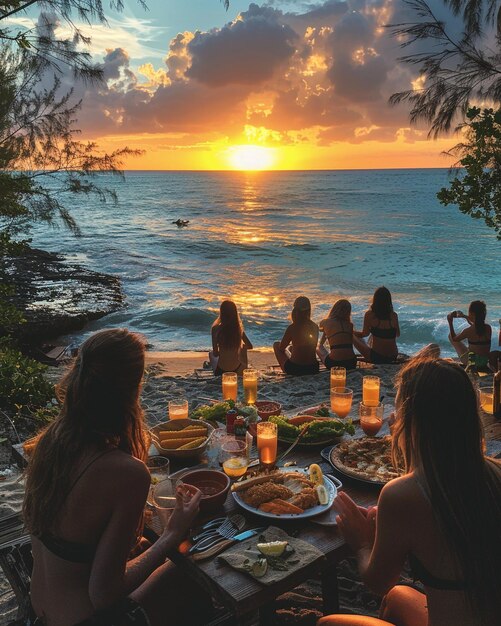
[191,527,267,562]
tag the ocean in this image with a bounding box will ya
[29,169,500,356]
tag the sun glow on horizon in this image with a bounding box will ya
[227,145,276,170]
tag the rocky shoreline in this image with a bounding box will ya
[4,247,123,345]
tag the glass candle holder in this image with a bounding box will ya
[243,368,258,405]
[330,387,353,418]
[221,440,249,478]
[330,366,347,391]
[359,402,384,437]
[168,398,188,420]
[479,386,494,414]
[363,376,380,407]
[257,421,277,468]
[222,372,238,402]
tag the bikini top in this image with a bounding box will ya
[409,552,465,591]
[468,338,491,346]
[370,320,397,340]
[38,449,114,564]
[327,323,353,351]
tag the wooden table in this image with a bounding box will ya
[163,445,381,626]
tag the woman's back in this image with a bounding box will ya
[366,310,399,356]
[288,319,319,364]
[212,324,245,371]
[31,448,149,626]
[322,317,355,359]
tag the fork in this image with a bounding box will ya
[189,515,245,553]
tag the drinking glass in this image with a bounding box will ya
[363,376,380,407]
[479,387,494,414]
[169,398,189,420]
[146,456,170,485]
[221,440,249,478]
[152,478,177,530]
[243,368,258,405]
[359,402,384,437]
[257,421,277,468]
[330,387,353,418]
[222,372,238,402]
[330,366,346,391]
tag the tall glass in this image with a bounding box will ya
[152,478,176,530]
[146,456,170,486]
[222,372,238,402]
[257,422,277,468]
[363,376,380,407]
[330,366,346,390]
[243,369,258,405]
[169,398,188,420]
[221,440,249,478]
[359,402,384,437]
[479,387,494,414]
[330,387,353,418]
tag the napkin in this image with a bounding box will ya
[218,526,325,585]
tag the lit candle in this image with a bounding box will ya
[330,387,353,418]
[257,422,277,467]
[363,376,380,407]
[243,368,258,405]
[168,399,188,420]
[222,372,238,402]
[330,366,346,391]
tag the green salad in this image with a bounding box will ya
[268,414,355,442]
[190,401,258,426]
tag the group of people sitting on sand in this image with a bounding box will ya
[209,287,501,376]
[24,328,501,626]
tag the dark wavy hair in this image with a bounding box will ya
[392,358,501,622]
[371,286,393,320]
[23,329,148,536]
[469,300,487,336]
[213,300,244,351]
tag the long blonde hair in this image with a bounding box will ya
[393,358,501,622]
[213,300,244,351]
[23,329,148,536]
[328,299,351,321]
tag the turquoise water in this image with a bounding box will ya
[30,169,500,354]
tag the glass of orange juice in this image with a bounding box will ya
[257,421,277,468]
[363,376,380,407]
[359,402,384,437]
[221,440,249,478]
[243,368,258,405]
[222,372,238,402]
[168,398,188,420]
[330,366,346,390]
[330,387,353,418]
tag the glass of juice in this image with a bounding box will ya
[168,398,189,420]
[243,368,258,405]
[330,387,353,418]
[222,372,238,402]
[363,376,380,407]
[221,440,249,478]
[359,402,384,437]
[479,387,494,414]
[330,366,346,390]
[257,421,277,468]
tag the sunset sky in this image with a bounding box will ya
[15,0,464,169]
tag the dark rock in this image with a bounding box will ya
[3,247,123,342]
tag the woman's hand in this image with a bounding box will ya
[165,483,202,543]
[335,491,377,552]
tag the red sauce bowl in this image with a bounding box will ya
[255,400,282,421]
[180,469,230,512]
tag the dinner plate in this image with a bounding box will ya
[232,468,338,520]
[322,443,387,487]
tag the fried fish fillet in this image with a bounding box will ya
[241,483,293,508]
[290,487,318,509]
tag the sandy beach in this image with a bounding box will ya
[1,352,499,624]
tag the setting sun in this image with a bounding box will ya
[227,145,276,170]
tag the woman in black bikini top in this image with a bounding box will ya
[24,329,209,626]
[321,358,501,626]
[317,299,357,370]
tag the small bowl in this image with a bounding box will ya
[255,400,282,421]
[180,469,230,512]
[150,419,214,459]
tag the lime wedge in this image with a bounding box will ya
[316,484,329,505]
[256,541,288,557]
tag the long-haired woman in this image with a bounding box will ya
[317,299,357,370]
[24,329,207,626]
[209,300,253,375]
[273,296,319,375]
[319,358,501,626]
[353,287,400,364]
[448,300,492,371]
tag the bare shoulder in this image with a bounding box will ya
[380,473,422,509]
[90,451,150,494]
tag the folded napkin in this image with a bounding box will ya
[218,526,325,585]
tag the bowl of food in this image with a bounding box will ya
[179,469,230,512]
[150,419,214,459]
[254,401,282,421]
